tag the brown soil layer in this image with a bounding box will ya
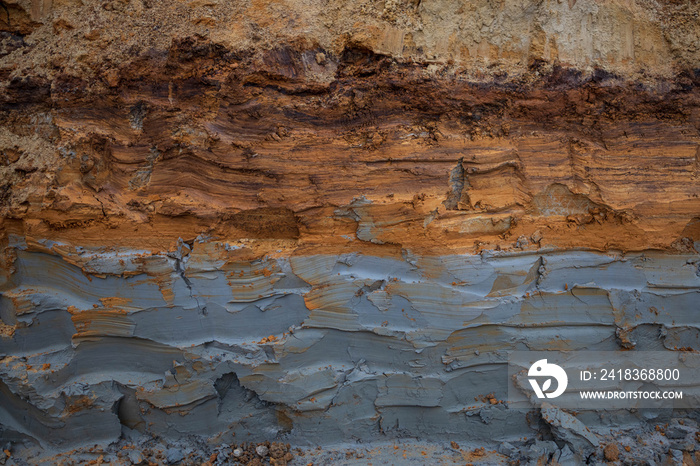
[1,35,699,255]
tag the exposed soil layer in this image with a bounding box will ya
[1,35,700,255]
[1,0,700,463]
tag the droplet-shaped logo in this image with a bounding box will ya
[528,359,568,399]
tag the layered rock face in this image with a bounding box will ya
[1,0,699,455]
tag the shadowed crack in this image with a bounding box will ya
[171,239,207,316]
[443,157,471,211]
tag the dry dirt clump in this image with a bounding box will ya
[603,443,620,462]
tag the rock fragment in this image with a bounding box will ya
[540,402,599,458]
[498,442,516,457]
[127,450,144,465]
[165,448,184,464]
[666,426,688,439]
[531,230,543,245]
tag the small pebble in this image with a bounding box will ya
[256,445,269,457]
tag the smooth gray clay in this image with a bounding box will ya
[1,236,698,450]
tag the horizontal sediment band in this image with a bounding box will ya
[2,38,699,254]
[1,238,698,447]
